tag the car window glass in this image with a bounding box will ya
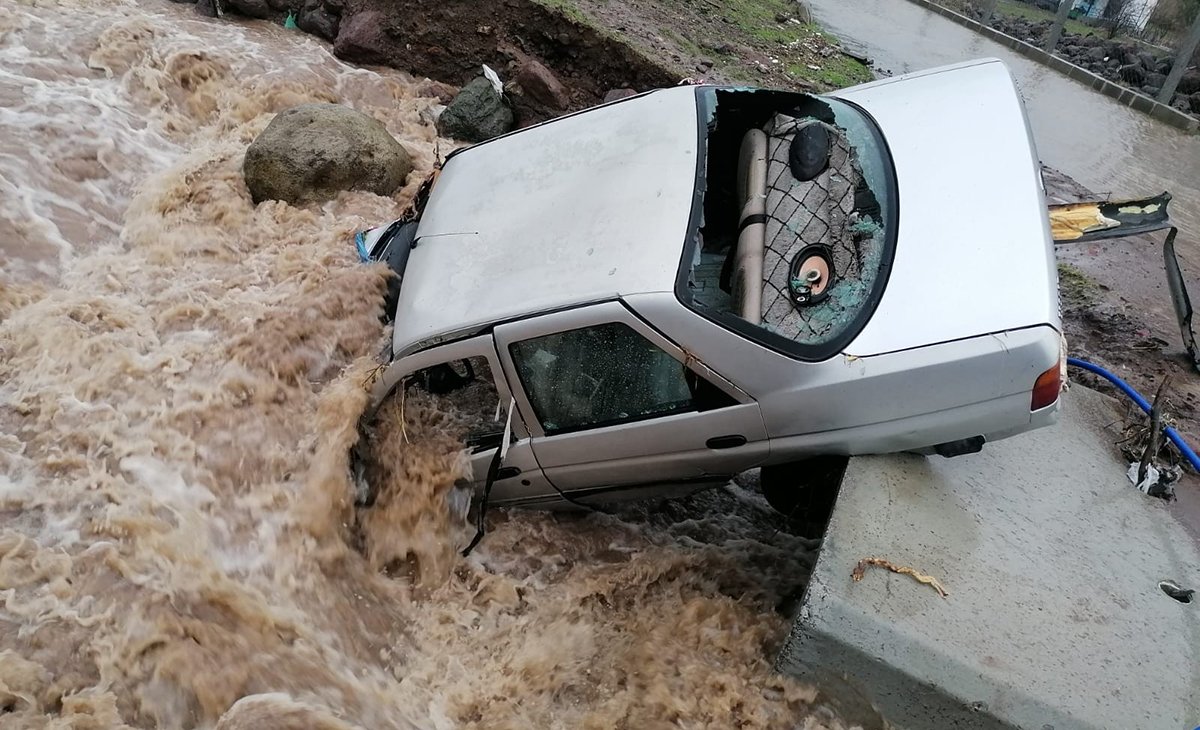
[509,322,735,435]
[408,356,504,451]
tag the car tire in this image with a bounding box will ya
[759,455,849,536]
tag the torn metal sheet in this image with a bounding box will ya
[1163,228,1199,369]
[1049,191,1198,372]
[1048,192,1172,243]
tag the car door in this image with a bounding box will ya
[385,335,556,505]
[494,301,769,500]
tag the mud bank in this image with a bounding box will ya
[332,0,677,109]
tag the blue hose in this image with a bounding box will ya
[1066,356,1200,472]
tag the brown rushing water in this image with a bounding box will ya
[0,1,853,728]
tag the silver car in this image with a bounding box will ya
[357,58,1062,514]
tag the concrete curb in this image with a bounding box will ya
[776,387,1200,729]
[901,0,1200,133]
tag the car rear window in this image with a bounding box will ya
[678,87,898,361]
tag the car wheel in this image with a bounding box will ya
[759,455,849,536]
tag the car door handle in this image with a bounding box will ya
[706,435,747,449]
[496,466,522,480]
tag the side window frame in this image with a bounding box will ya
[494,300,751,439]
[374,335,528,441]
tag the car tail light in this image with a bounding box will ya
[1031,363,1062,410]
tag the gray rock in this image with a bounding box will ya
[298,4,340,41]
[226,0,271,18]
[1137,51,1157,71]
[1192,92,1200,113]
[1171,93,1191,112]
[1085,46,1107,62]
[194,0,218,17]
[603,88,638,103]
[322,0,343,10]
[243,103,413,204]
[1119,63,1145,85]
[333,10,390,64]
[1142,85,1160,97]
[514,59,569,110]
[436,77,514,142]
[1177,69,1200,95]
[1156,59,1172,75]
[266,0,292,10]
[1145,72,1166,88]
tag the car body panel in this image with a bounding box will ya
[492,301,770,494]
[391,86,699,357]
[625,291,1060,455]
[833,58,1060,356]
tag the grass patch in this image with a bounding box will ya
[1058,262,1102,305]
[531,0,591,25]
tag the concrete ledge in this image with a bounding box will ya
[901,0,1200,134]
[777,386,1200,729]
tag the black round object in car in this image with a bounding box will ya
[788,122,831,181]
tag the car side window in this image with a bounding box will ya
[509,322,736,435]
[407,356,504,451]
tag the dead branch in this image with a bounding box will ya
[851,557,948,598]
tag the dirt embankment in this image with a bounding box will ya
[198,0,871,122]
[331,0,678,110]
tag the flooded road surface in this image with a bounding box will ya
[0,1,851,727]
[806,0,1200,271]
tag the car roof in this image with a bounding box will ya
[391,85,701,356]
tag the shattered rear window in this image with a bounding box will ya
[679,88,898,361]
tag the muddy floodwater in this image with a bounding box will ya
[805,0,1200,272]
[0,1,855,728]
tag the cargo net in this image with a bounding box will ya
[760,113,885,345]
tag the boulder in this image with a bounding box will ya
[1177,69,1200,95]
[265,0,292,10]
[226,0,271,18]
[1085,46,1107,62]
[333,10,390,65]
[1156,58,1172,75]
[243,103,413,204]
[1145,71,1167,88]
[1137,51,1157,71]
[298,1,340,41]
[1171,93,1191,112]
[194,0,218,17]
[514,59,569,110]
[322,0,344,10]
[603,88,638,103]
[436,77,514,142]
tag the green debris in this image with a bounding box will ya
[284,12,298,29]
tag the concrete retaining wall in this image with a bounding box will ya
[901,0,1200,133]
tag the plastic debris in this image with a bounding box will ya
[482,64,503,95]
[284,11,297,29]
